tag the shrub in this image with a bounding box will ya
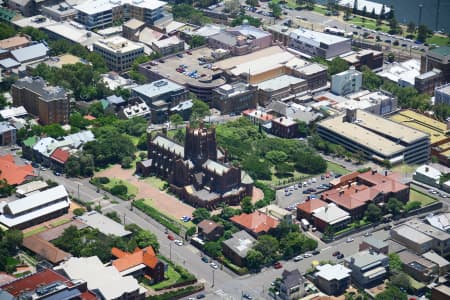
[133,200,181,234]
[110,184,128,196]
[73,208,85,216]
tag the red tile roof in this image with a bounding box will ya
[297,199,327,214]
[111,246,160,272]
[50,148,70,164]
[230,211,279,234]
[83,115,96,121]
[0,269,73,296]
[22,235,71,264]
[322,184,370,210]
[0,154,35,185]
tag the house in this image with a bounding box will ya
[50,148,70,172]
[311,203,351,232]
[0,185,70,229]
[0,269,97,300]
[22,235,71,265]
[0,154,35,185]
[431,284,450,300]
[0,122,16,146]
[197,219,224,241]
[258,204,293,224]
[344,250,389,288]
[278,269,306,300]
[314,264,351,296]
[111,246,165,284]
[230,211,279,237]
[151,36,184,56]
[221,230,256,267]
[422,251,450,275]
[56,256,146,300]
[359,237,388,255]
[76,211,131,237]
[296,199,327,222]
[15,180,48,198]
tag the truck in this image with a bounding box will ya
[301,218,310,231]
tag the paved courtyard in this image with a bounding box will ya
[96,165,195,218]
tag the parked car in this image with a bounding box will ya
[294,255,303,261]
[303,253,313,258]
[167,234,174,240]
[210,262,218,269]
[174,240,183,246]
[196,294,205,299]
[332,251,341,257]
[201,256,209,263]
[243,294,253,299]
[273,262,283,269]
[312,250,320,255]
[337,253,345,259]
[346,237,354,243]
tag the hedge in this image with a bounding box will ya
[254,181,275,208]
[147,285,203,300]
[133,199,182,235]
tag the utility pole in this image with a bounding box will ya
[211,269,215,288]
[77,183,80,201]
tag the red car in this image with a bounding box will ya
[167,234,174,241]
[273,262,283,269]
[186,51,192,55]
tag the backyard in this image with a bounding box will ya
[409,189,438,207]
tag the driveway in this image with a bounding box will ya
[96,165,194,218]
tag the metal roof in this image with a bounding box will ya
[76,211,131,237]
[11,43,48,63]
[0,58,20,69]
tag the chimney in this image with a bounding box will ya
[425,166,429,172]
[371,169,377,175]
[355,189,358,193]
[339,190,344,196]
[348,183,351,188]
[384,170,388,176]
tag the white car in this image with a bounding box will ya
[293,255,303,261]
[303,253,313,258]
[210,262,218,269]
[174,240,183,246]
[346,237,354,243]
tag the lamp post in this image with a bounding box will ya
[211,268,215,288]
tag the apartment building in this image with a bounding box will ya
[344,250,389,288]
[93,36,144,72]
[11,77,69,125]
[331,67,362,96]
[74,0,167,30]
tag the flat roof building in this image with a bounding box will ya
[435,83,450,106]
[221,230,256,267]
[315,264,351,296]
[379,59,420,87]
[421,46,450,83]
[344,250,389,288]
[43,21,102,48]
[317,109,430,164]
[288,27,351,59]
[10,43,49,64]
[15,180,48,197]
[0,35,31,51]
[331,67,362,96]
[76,211,132,237]
[93,36,144,72]
[12,76,69,125]
[74,0,168,30]
[212,82,257,114]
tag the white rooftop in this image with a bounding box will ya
[415,165,442,181]
[132,79,184,98]
[312,203,350,225]
[44,22,101,47]
[75,0,166,15]
[426,213,450,233]
[339,0,391,15]
[257,75,305,91]
[15,180,48,196]
[0,106,28,119]
[152,35,183,48]
[57,256,146,300]
[378,59,420,86]
[76,211,131,237]
[290,27,349,46]
[316,263,351,281]
[95,36,143,53]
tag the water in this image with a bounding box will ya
[317,0,450,33]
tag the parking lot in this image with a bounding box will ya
[276,171,342,210]
[141,47,225,88]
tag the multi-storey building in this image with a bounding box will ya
[331,67,362,96]
[211,82,257,114]
[435,83,450,105]
[344,250,389,288]
[317,109,430,165]
[11,77,69,125]
[74,0,168,30]
[93,36,144,72]
[421,46,450,83]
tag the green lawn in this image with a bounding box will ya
[326,161,350,175]
[104,178,139,196]
[143,176,167,190]
[49,218,71,227]
[148,265,181,290]
[409,189,438,206]
[348,16,390,32]
[23,226,47,238]
[426,35,450,46]
[312,5,327,15]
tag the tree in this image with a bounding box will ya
[388,17,400,34]
[87,102,105,118]
[134,230,159,251]
[390,272,411,291]
[231,14,262,27]
[121,156,133,169]
[192,208,211,223]
[269,1,282,19]
[0,94,8,110]
[42,124,66,138]
[387,197,404,216]
[204,241,222,258]
[186,226,196,237]
[323,225,335,239]
[365,203,382,222]
[73,208,86,216]
[243,157,272,180]
[361,66,383,90]
[221,206,241,219]
[106,211,122,223]
[170,114,184,128]
[189,35,207,48]
[265,150,288,164]
[110,184,128,196]
[241,196,254,213]
[417,24,429,43]
[246,0,258,7]
[362,5,367,16]
[328,57,349,76]
[174,128,185,143]
[245,249,264,269]
[0,23,16,40]
[270,220,299,240]
[406,22,416,33]
[223,0,240,15]
[254,235,279,263]
[389,253,403,272]
[344,4,351,20]
[172,4,211,25]
[275,162,294,177]
[20,26,48,41]
[375,286,407,300]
